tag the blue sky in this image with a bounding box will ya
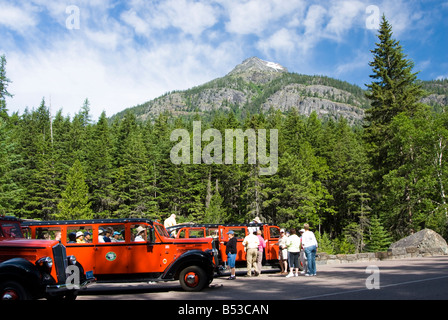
[1,0,447,121]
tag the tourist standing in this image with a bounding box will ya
[299,229,308,274]
[242,231,260,276]
[256,229,266,275]
[285,228,301,277]
[278,229,288,274]
[225,230,237,280]
[302,223,318,276]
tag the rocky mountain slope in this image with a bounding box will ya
[113,57,448,125]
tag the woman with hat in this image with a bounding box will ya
[75,231,85,243]
[134,226,146,242]
[278,229,288,275]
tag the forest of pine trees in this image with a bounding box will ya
[1,17,447,254]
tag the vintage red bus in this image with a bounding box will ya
[166,223,281,269]
[23,218,218,291]
[0,216,94,300]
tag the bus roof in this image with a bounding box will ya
[22,218,156,226]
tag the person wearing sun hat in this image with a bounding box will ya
[248,216,262,234]
[75,231,85,243]
[278,228,288,274]
[134,226,146,242]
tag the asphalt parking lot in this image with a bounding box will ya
[78,255,448,301]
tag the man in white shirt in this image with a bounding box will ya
[242,231,260,276]
[301,223,318,276]
[164,214,177,237]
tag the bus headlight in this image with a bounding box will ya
[67,255,77,265]
[37,256,53,271]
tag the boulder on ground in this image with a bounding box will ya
[389,229,448,255]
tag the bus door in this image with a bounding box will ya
[127,223,163,273]
[93,224,130,276]
[265,226,280,261]
[220,226,248,263]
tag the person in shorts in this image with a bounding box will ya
[278,229,288,275]
[225,230,237,280]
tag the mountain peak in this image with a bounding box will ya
[228,57,288,76]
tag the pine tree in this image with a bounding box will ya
[17,100,60,219]
[364,15,426,176]
[56,159,93,220]
[85,111,114,217]
[0,54,12,119]
[0,118,23,215]
[203,185,227,224]
[365,216,392,252]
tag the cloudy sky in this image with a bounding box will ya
[1,0,447,121]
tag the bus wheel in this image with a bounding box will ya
[179,266,207,292]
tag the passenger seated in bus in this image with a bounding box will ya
[112,231,123,242]
[98,228,105,243]
[84,231,92,243]
[76,231,85,243]
[134,226,146,242]
[68,232,76,243]
[103,228,112,242]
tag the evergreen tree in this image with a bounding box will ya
[0,118,23,215]
[0,54,12,119]
[203,186,227,224]
[85,111,114,217]
[365,216,392,252]
[18,100,60,219]
[364,15,426,177]
[321,118,372,238]
[364,15,430,238]
[56,159,93,220]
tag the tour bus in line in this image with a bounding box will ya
[0,215,95,300]
[23,218,219,292]
[166,223,281,269]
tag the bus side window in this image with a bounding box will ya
[269,227,280,239]
[36,227,62,241]
[67,226,93,244]
[131,224,147,242]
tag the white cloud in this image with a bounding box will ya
[334,51,371,77]
[161,0,219,36]
[120,0,219,37]
[325,1,365,39]
[0,3,38,34]
[5,28,241,120]
[257,28,297,58]
[120,9,150,36]
[222,0,305,35]
[1,0,444,120]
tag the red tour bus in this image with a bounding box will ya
[166,223,281,269]
[23,218,218,291]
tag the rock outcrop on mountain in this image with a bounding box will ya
[227,57,288,84]
[113,57,447,125]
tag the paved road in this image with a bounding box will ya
[78,255,448,302]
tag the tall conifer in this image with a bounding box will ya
[57,159,92,220]
[364,15,426,175]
